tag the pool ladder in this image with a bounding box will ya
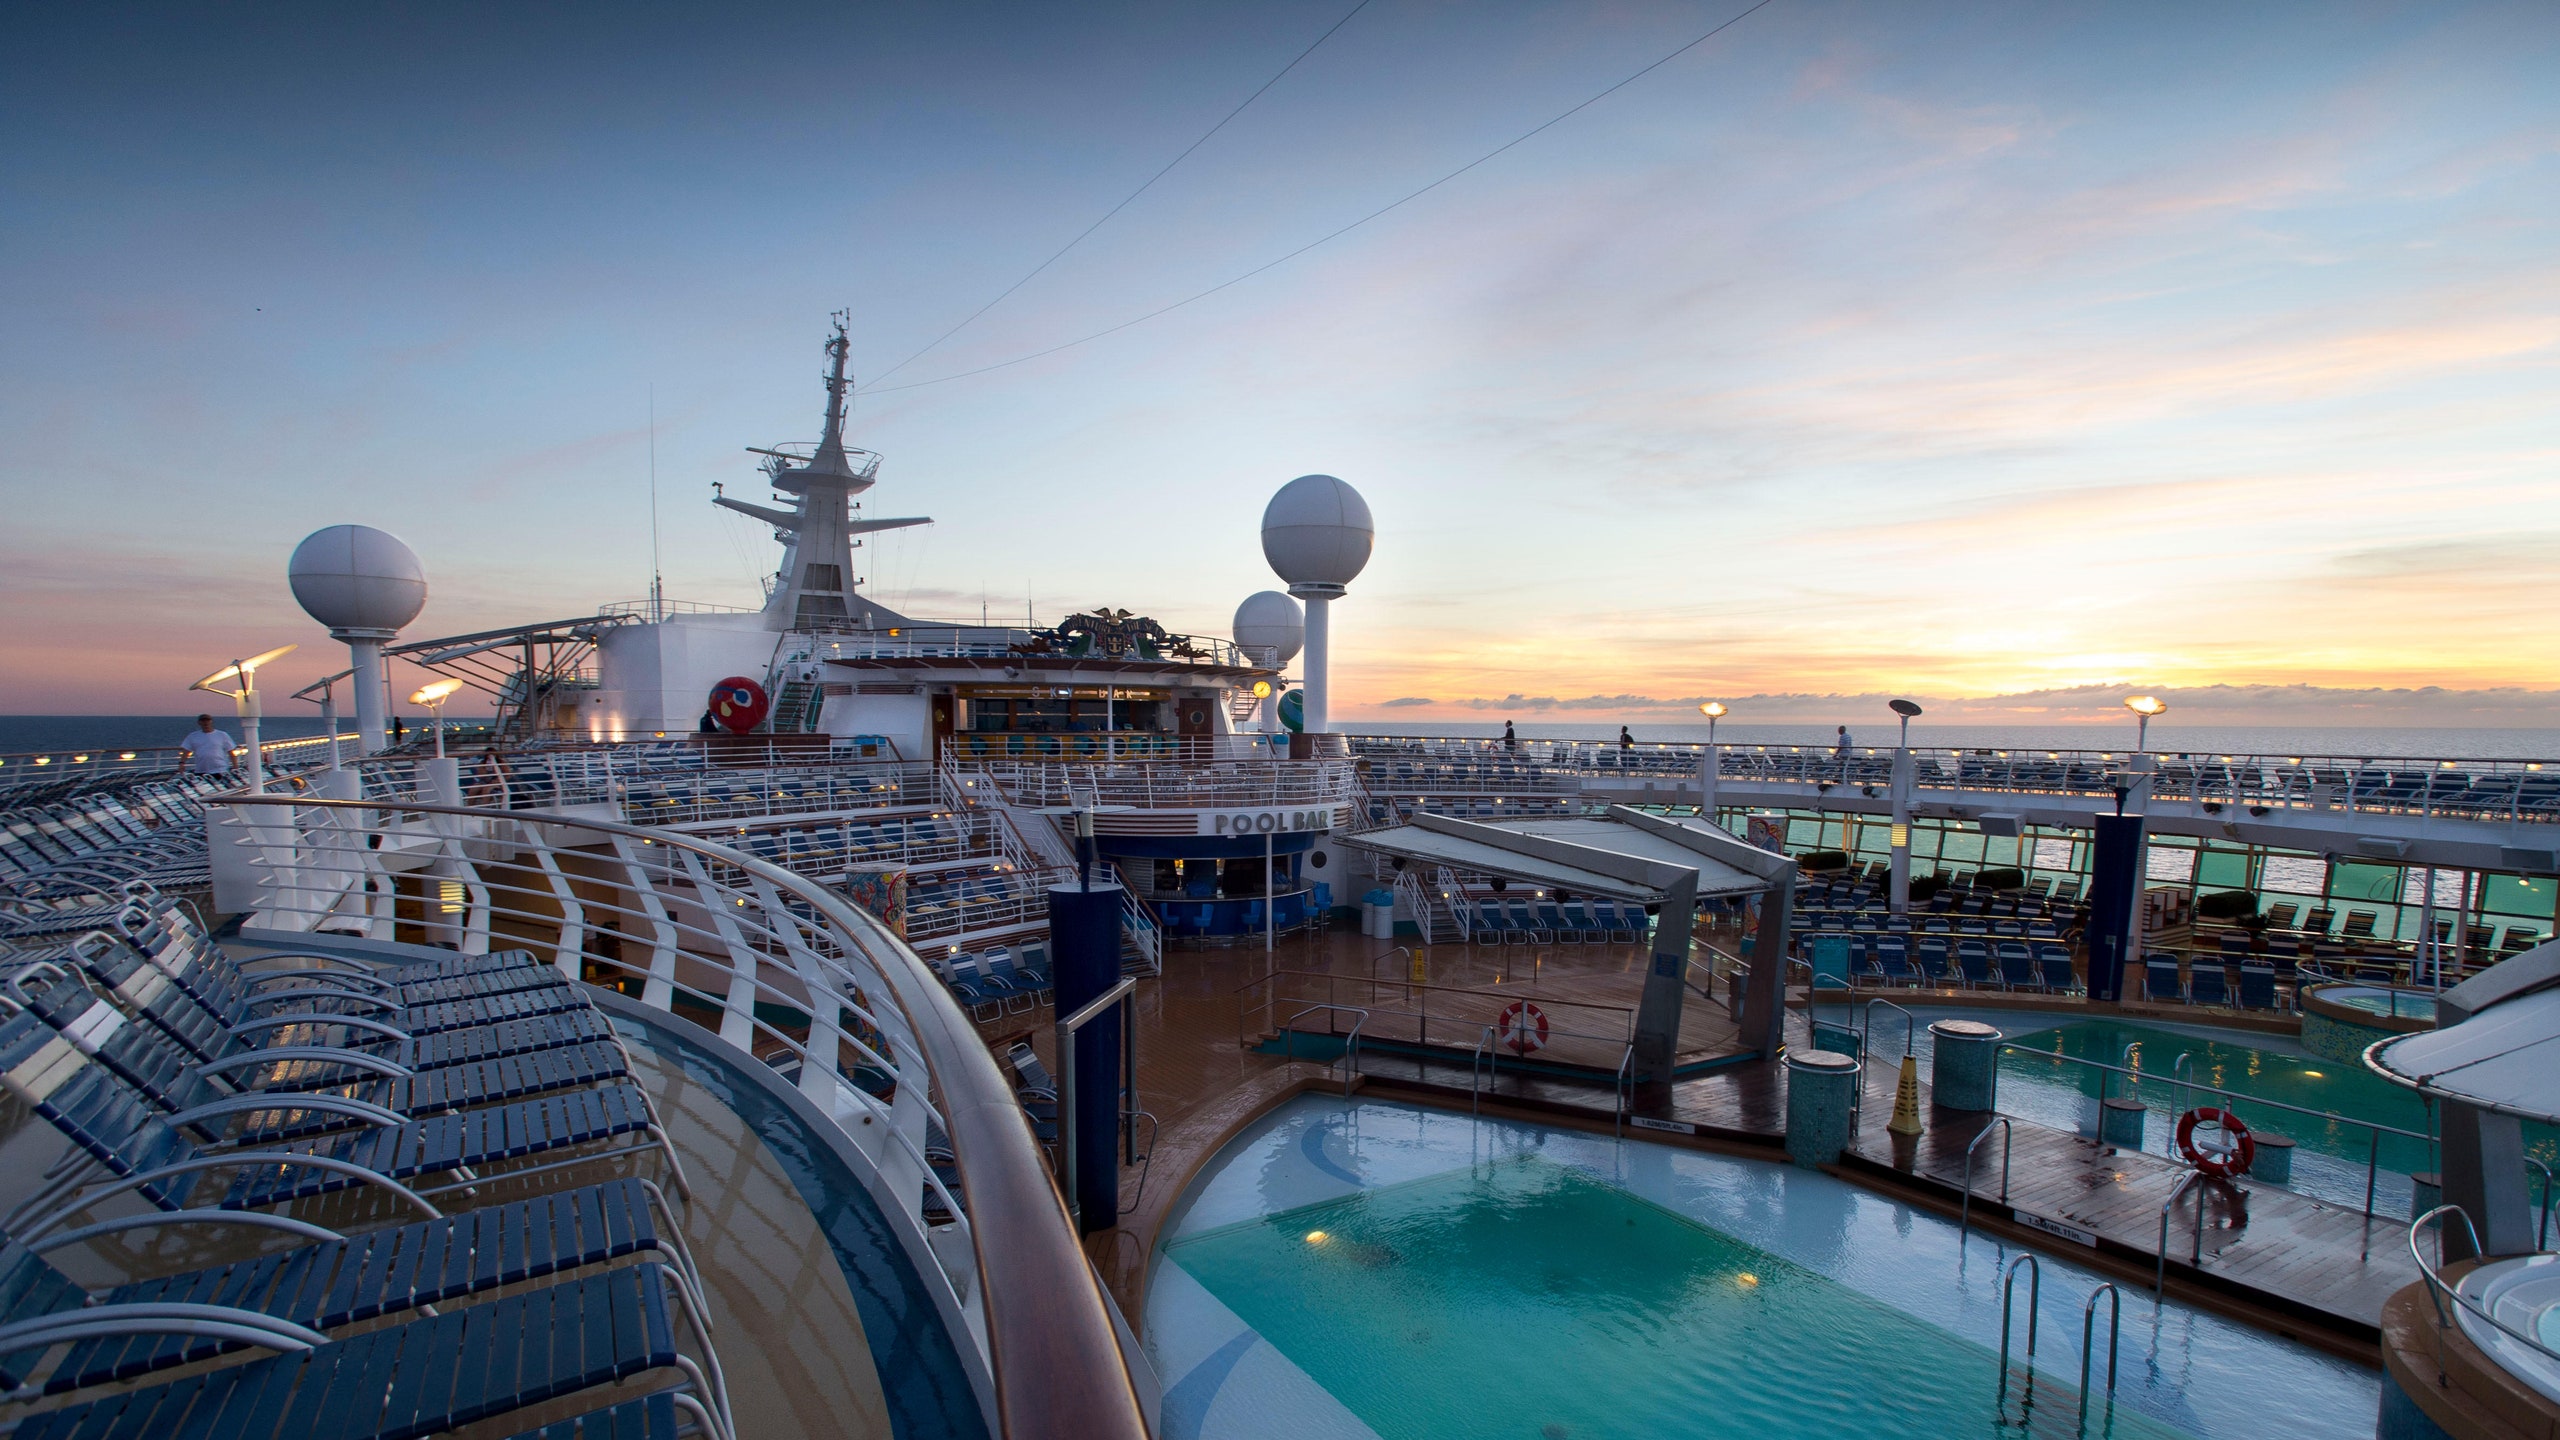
[1997,1256,2122,1431]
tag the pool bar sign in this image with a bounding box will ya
[1202,806,1338,836]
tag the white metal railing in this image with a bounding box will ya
[811,630,1257,668]
[1346,736,2560,826]
[207,792,1139,1424]
[965,760,1357,811]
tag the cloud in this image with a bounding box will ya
[1377,696,1435,707]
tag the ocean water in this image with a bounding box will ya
[0,716,352,756]
[1344,721,2559,762]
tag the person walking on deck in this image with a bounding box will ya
[1503,720,1517,751]
[1618,726,1634,750]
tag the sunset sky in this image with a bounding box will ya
[3,2,2555,728]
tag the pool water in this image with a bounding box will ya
[1146,1097,2375,1440]
[1991,1018,2560,1214]
[2317,986,2436,1022]
[1169,1155,2184,1440]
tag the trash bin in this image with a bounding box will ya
[1363,888,1396,938]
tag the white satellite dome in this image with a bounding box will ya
[1260,474,1373,590]
[289,524,428,635]
[1232,591,1304,665]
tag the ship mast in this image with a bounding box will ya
[714,314,932,632]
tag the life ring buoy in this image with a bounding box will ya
[2175,1106,2255,1178]
[1496,1000,1550,1056]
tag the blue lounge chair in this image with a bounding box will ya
[2033,942,2075,993]
[4,1261,731,1440]
[9,970,633,1136]
[942,953,1005,1018]
[1996,941,2034,990]
[2237,963,2277,1010]
[0,1009,687,1212]
[1915,937,1952,985]
[2190,963,2231,1007]
[1873,935,1915,985]
[1956,939,1993,988]
[2144,958,2186,1003]
[0,1177,701,1400]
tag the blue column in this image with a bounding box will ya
[1048,883,1123,1235]
[2084,813,2148,1002]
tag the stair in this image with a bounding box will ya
[769,678,822,734]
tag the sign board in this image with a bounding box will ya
[2015,1212,2098,1248]
[1200,806,1340,837]
[1627,1116,1697,1136]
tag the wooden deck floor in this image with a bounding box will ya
[1002,930,2406,1350]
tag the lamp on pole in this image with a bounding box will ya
[1698,702,1727,826]
[2123,694,2166,752]
[409,678,464,759]
[189,645,298,795]
[1887,699,1923,916]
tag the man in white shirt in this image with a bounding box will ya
[179,714,236,774]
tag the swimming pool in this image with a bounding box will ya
[1821,1007,2558,1218]
[1146,1096,2375,1440]
[2315,986,2437,1023]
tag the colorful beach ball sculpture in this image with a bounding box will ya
[709,677,770,735]
[1277,688,1305,733]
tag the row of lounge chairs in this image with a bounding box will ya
[934,943,1052,1020]
[732,812,971,874]
[1451,898,1652,945]
[2142,957,2289,1011]
[1,776,246,940]
[0,898,733,1440]
[1805,933,2080,993]
[617,770,910,824]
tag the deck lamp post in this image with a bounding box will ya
[409,678,464,758]
[2123,695,2166,752]
[190,644,298,795]
[1698,702,1727,825]
[1888,699,1922,916]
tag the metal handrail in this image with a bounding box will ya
[1283,1004,1369,1098]
[1959,1117,2014,1242]
[2155,1170,2205,1297]
[2080,1283,2121,1423]
[1471,1025,1498,1115]
[2529,1157,2555,1252]
[1997,1253,2041,1398]
[2406,1203,2560,1387]
[1615,1044,1634,1138]
[216,793,1146,1439]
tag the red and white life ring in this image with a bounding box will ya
[1496,1000,1550,1056]
[2174,1106,2256,1178]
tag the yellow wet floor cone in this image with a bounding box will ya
[1888,1053,1924,1136]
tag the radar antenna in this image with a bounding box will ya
[818,309,852,461]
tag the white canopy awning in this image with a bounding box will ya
[1341,812,1771,903]
[2366,983,2560,1126]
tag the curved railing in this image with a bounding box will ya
[2408,1205,2560,1384]
[214,793,1147,1440]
